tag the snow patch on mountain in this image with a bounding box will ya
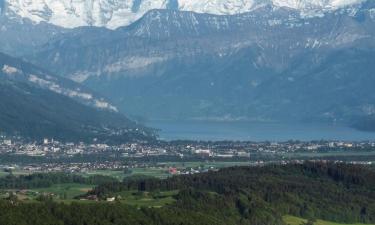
[69,71,93,83]
[370,8,375,19]
[3,0,367,29]
[104,56,167,74]
[27,73,118,112]
[178,0,259,15]
[2,65,20,75]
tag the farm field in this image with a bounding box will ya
[85,168,169,180]
[0,169,30,177]
[83,170,126,180]
[84,161,252,180]
[125,168,170,179]
[1,184,177,207]
[0,183,94,201]
[165,161,251,168]
[116,190,178,208]
[31,183,94,199]
[283,215,374,225]
[284,151,375,158]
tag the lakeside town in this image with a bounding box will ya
[1,137,374,158]
[0,136,375,175]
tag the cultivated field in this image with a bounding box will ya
[284,215,374,225]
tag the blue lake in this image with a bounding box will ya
[145,120,375,141]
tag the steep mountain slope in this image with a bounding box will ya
[0,52,154,142]
[0,13,66,56]
[27,4,375,129]
[1,0,367,28]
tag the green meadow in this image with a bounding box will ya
[26,183,94,200]
[284,215,374,225]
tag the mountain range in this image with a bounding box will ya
[0,0,367,28]
[26,2,375,127]
[0,0,374,138]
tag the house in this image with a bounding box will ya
[106,197,116,202]
[86,195,98,201]
[169,167,178,175]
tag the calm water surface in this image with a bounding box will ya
[145,120,375,141]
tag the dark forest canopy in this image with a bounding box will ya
[0,172,117,189]
[1,162,375,225]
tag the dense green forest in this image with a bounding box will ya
[0,162,374,225]
[0,172,117,189]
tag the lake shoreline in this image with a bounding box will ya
[145,120,375,142]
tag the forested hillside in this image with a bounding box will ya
[0,162,374,225]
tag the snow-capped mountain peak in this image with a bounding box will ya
[2,0,367,29]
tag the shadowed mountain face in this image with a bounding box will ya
[0,12,66,56]
[0,52,155,142]
[0,0,4,13]
[25,4,375,130]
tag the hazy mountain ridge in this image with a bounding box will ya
[0,52,155,142]
[0,52,118,112]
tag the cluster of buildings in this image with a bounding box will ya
[0,137,374,173]
[1,137,375,158]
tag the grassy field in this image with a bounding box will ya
[0,169,30,178]
[84,161,252,181]
[168,161,251,168]
[116,190,178,208]
[284,151,375,158]
[30,183,94,199]
[0,171,9,177]
[85,168,169,180]
[125,168,170,179]
[22,188,177,207]
[46,190,179,207]
[0,183,94,201]
[283,215,374,225]
[83,170,126,180]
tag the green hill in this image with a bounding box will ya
[1,162,375,224]
[88,162,375,224]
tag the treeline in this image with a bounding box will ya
[0,172,117,189]
[92,162,375,195]
[89,162,375,224]
[0,197,252,225]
